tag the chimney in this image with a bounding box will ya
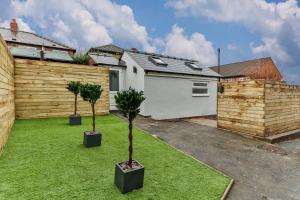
[10,19,19,33]
[131,48,138,52]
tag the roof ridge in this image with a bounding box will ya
[126,49,198,62]
[0,27,75,50]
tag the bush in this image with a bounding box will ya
[72,53,89,65]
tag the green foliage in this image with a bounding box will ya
[80,83,103,105]
[114,87,145,121]
[72,53,89,65]
[66,81,81,95]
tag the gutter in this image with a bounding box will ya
[144,69,221,79]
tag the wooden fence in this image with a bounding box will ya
[218,80,300,137]
[0,35,15,153]
[14,59,109,119]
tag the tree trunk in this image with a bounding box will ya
[74,94,77,115]
[92,103,95,132]
[128,119,133,168]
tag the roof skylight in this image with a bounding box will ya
[185,62,203,71]
[149,56,168,66]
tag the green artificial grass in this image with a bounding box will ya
[0,115,230,200]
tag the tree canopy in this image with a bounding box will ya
[80,83,103,105]
[115,87,145,121]
[67,81,81,95]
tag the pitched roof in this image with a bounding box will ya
[125,50,220,77]
[89,44,124,54]
[88,53,126,67]
[10,47,73,62]
[210,57,275,78]
[0,27,75,51]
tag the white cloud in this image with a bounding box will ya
[2,0,218,65]
[227,44,238,51]
[0,18,34,32]
[9,0,155,51]
[167,0,300,82]
[164,25,217,65]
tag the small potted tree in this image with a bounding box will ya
[80,83,103,147]
[114,87,146,194]
[67,81,82,125]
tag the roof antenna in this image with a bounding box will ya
[217,48,221,74]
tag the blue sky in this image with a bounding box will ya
[0,0,300,83]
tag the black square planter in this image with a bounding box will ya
[69,115,81,125]
[114,160,144,194]
[83,131,101,148]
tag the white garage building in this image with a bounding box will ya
[121,50,220,120]
[88,45,220,120]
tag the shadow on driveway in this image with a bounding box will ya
[132,115,300,200]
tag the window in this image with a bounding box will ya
[109,70,119,91]
[149,56,168,66]
[192,82,209,96]
[133,66,137,74]
[185,62,203,71]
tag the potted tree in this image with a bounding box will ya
[67,81,82,125]
[80,83,103,147]
[114,87,146,194]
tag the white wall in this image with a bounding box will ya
[121,52,146,114]
[144,72,218,120]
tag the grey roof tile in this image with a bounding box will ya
[126,51,220,77]
[44,51,73,62]
[90,44,124,54]
[0,28,75,50]
[10,47,73,62]
[89,53,119,66]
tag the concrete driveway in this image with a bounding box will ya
[133,116,300,200]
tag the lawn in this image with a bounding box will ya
[0,115,230,200]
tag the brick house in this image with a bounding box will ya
[0,19,76,62]
[210,57,283,82]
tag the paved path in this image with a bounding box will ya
[133,116,300,200]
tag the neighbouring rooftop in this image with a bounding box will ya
[10,47,73,62]
[0,27,75,51]
[210,57,280,78]
[89,44,124,54]
[88,53,126,67]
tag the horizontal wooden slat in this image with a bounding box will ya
[218,80,300,137]
[14,58,109,119]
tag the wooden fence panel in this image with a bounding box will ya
[0,35,15,153]
[14,59,109,119]
[218,80,300,137]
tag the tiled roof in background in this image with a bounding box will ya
[90,44,124,54]
[0,28,75,50]
[88,53,126,67]
[210,57,273,78]
[10,47,73,62]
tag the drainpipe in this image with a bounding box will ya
[40,43,45,60]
